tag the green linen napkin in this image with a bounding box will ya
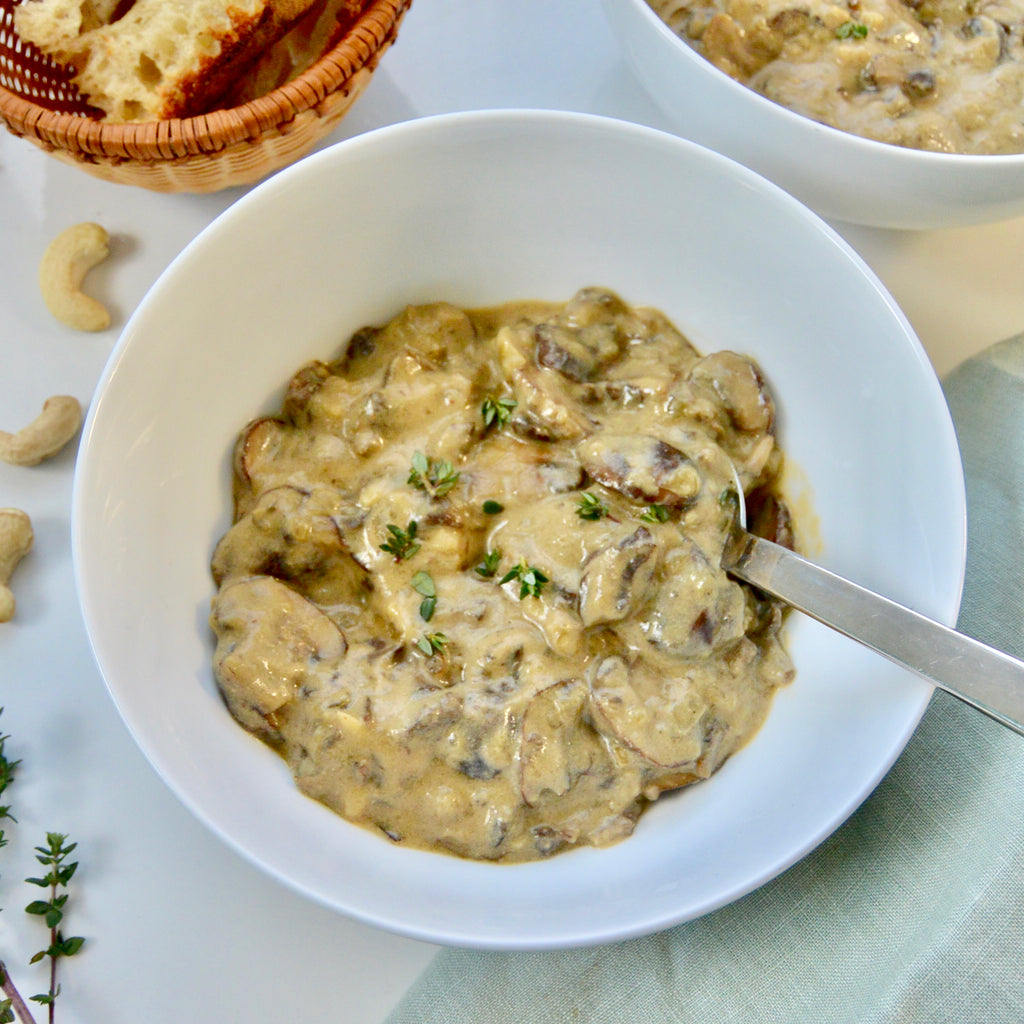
[385,337,1024,1024]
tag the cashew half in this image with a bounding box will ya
[39,222,111,331]
[0,509,33,623]
[0,396,83,466]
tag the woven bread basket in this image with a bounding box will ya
[0,0,411,192]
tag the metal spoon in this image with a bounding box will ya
[722,485,1024,737]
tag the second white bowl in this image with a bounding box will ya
[602,0,1024,229]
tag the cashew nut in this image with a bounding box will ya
[39,222,111,331]
[0,509,33,623]
[0,396,83,466]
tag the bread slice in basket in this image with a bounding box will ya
[13,0,324,121]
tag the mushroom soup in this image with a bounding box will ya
[209,288,795,861]
[650,0,1024,154]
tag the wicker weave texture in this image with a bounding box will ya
[0,0,411,192]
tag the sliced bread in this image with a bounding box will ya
[14,0,321,121]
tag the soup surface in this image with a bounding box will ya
[650,0,1024,153]
[209,288,795,861]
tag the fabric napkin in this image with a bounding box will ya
[385,337,1024,1024]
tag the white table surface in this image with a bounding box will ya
[2,2,1023,1021]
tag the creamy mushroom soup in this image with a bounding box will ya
[650,0,1024,153]
[209,288,795,861]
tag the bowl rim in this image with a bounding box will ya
[71,107,967,949]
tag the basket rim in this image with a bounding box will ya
[0,0,411,156]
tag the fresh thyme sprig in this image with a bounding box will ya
[416,632,449,656]
[407,451,460,499]
[481,395,516,430]
[380,520,421,562]
[410,571,437,622]
[499,560,549,600]
[25,834,85,1021]
[474,550,502,578]
[0,710,84,1024]
[835,19,868,38]
[638,503,670,524]
[0,710,27,1024]
[574,492,609,521]
[0,714,18,834]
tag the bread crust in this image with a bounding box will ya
[173,1,321,118]
[14,0,328,121]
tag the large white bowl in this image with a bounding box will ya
[73,110,965,950]
[602,0,1024,230]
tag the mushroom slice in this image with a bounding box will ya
[282,360,332,423]
[509,364,593,441]
[589,656,711,772]
[376,302,476,363]
[211,575,348,743]
[536,456,585,494]
[576,433,702,508]
[534,317,621,382]
[579,526,659,627]
[745,488,795,550]
[530,824,575,858]
[233,416,288,488]
[701,13,777,79]
[211,485,366,608]
[562,286,630,326]
[519,679,592,807]
[688,351,775,434]
[629,540,747,659]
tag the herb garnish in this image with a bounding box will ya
[474,550,502,578]
[639,504,670,524]
[575,492,609,521]
[0,716,18,833]
[416,632,449,656]
[0,710,85,1024]
[482,500,504,515]
[380,520,421,561]
[481,395,517,429]
[410,570,437,621]
[25,834,85,1018]
[408,451,460,499]
[499,560,549,600]
[836,20,868,38]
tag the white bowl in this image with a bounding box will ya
[602,0,1024,230]
[72,110,965,950]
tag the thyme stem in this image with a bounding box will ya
[0,962,38,1024]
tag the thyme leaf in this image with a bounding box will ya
[408,451,460,498]
[575,492,609,521]
[836,20,868,38]
[481,395,517,429]
[474,550,502,578]
[416,632,449,656]
[638,503,670,524]
[410,571,437,621]
[380,520,421,561]
[499,560,549,600]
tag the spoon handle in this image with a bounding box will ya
[724,531,1024,736]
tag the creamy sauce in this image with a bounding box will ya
[209,288,795,861]
[650,0,1024,154]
